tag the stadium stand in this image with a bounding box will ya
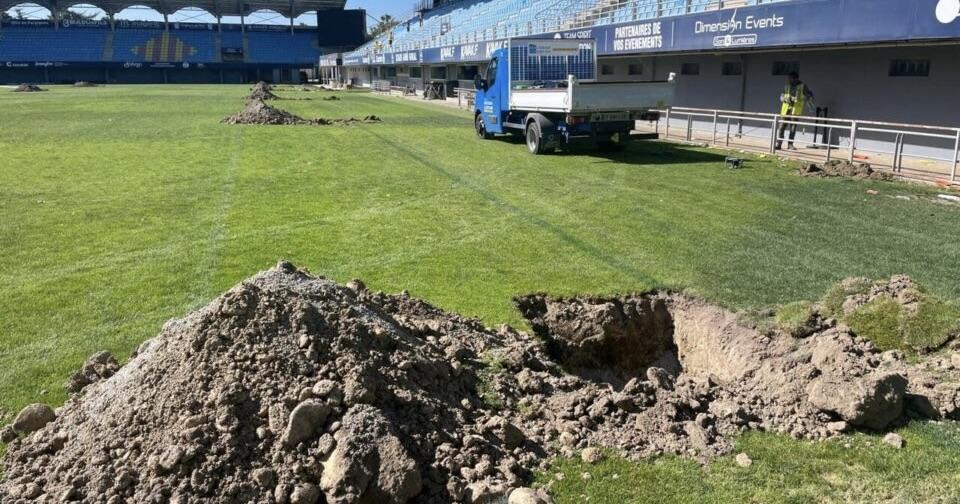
[0,0,360,83]
[352,0,789,58]
[0,25,107,61]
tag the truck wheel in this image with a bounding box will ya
[526,121,548,155]
[475,114,493,140]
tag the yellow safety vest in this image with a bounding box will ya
[780,83,806,115]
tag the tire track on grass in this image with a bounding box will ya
[361,127,658,286]
[188,127,244,305]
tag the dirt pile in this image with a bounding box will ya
[73,81,98,87]
[248,81,280,101]
[322,96,341,101]
[2,265,957,503]
[223,99,311,125]
[799,160,894,180]
[11,84,46,92]
[223,100,381,126]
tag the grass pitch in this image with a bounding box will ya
[2,85,960,501]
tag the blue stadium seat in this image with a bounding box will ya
[0,24,321,65]
[0,26,107,61]
[350,0,795,59]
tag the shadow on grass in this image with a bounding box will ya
[490,135,731,166]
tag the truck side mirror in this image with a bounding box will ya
[474,75,486,91]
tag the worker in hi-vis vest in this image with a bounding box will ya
[776,71,815,151]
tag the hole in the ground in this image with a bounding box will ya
[516,293,682,386]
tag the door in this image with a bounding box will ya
[480,55,505,134]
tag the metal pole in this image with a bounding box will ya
[664,108,671,139]
[849,121,858,163]
[686,114,693,141]
[712,110,718,144]
[770,115,780,154]
[826,126,833,163]
[952,130,959,183]
[725,117,731,147]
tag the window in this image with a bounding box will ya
[680,63,700,76]
[486,57,498,87]
[772,61,799,76]
[383,67,397,78]
[722,61,743,76]
[430,66,447,80]
[889,59,930,77]
[601,64,615,76]
[628,63,643,76]
[410,67,422,78]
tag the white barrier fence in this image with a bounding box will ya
[653,107,960,185]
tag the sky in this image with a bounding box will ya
[346,0,411,22]
[5,0,413,25]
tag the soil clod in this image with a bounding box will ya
[11,404,55,434]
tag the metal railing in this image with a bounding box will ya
[653,107,960,185]
[455,87,476,109]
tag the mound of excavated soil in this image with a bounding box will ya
[799,160,894,181]
[223,99,310,125]
[223,100,382,126]
[73,81,98,87]
[249,81,280,101]
[2,265,958,504]
[11,84,46,93]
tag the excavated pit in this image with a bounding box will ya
[2,266,958,504]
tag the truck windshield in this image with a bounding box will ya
[509,44,595,91]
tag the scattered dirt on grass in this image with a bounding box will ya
[223,100,381,126]
[11,84,46,93]
[73,81,98,87]
[2,265,958,503]
[322,96,341,101]
[799,160,894,181]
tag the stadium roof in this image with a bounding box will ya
[1,0,346,17]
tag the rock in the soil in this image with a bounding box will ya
[283,399,330,446]
[807,372,907,430]
[883,433,905,449]
[12,404,55,434]
[290,483,321,504]
[509,487,553,504]
[735,453,753,467]
[581,447,603,464]
[1,426,16,443]
[320,405,421,504]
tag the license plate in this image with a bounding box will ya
[590,112,629,122]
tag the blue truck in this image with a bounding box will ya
[474,38,675,154]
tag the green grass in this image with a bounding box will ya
[3,85,960,500]
[775,300,816,337]
[845,296,906,352]
[539,422,960,503]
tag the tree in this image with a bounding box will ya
[369,14,400,39]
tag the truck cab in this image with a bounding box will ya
[473,38,675,154]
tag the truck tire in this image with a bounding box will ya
[475,113,493,140]
[526,120,554,155]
